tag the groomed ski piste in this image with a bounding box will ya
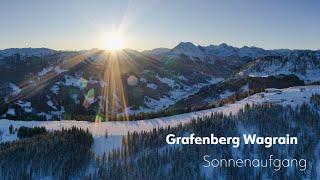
[0,85,319,155]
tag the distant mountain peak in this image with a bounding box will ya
[175,42,196,48]
[218,43,230,48]
[171,42,205,59]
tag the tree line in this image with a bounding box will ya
[89,101,320,179]
[0,126,93,179]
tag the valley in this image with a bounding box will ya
[0,43,319,122]
[1,45,319,178]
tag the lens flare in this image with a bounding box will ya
[101,31,125,51]
[127,75,138,86]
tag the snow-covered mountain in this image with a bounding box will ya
[0,45,319,180]
[1,85,319,155]
[0,43,319,121]
[240,50,320,83]
[171,42,208,60]
[0,48,56,59]
[142,48,170,58]
[143,42,318,63]
[0,47,227,121]
[144,42,275,61]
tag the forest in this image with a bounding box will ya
[0,94,319,179]
[90,100,320,179]
[0,126,93,179]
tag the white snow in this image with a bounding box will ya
[9,83,21,96]
[177,75,188,81]
[156,75,176,88]
[169,42,269,61]
[248,74,270,78]
[219,90,233,99]
[38,67,53,76]
[129,77,223,113]
[54,66,67,74]
[135,73,219,114]
[139,77,147,83]
[16,101,32,113]
[100,80,106,87]
[248,70,320,83]
[1,85,320,156]
[70,94,80,104]
[62,75,88,90]
[171,42,206,60]
[47,100,53,107]
[37,106,65,121]
[240,84,249,92]
[47,100,57,110]
[38,65,66,77]
[244,57,320,83]
[87,78,98,85]
[6,108,15,116]
[143,96,174,110]
[146,83,158,89]
[50,85,60,94]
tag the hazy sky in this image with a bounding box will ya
[0,0,319,50]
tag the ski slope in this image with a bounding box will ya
[0,85,319,155]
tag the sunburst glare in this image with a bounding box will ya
[101,31,125,51]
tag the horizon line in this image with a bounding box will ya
[0,42,319,52]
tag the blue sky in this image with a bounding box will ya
[0,0,319,50]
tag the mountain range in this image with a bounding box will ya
[0,42,319,121]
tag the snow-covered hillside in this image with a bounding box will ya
[0,47,229,120]
[1,85,319,155]
[240,50,320,83]
[1,44,318,122]
[0,48,56,59]
[142,48,170,58]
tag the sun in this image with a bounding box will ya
[102,31,125,51]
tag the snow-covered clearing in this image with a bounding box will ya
[0,85,319,156]
[131,77,224,113]
[247,69,320,83]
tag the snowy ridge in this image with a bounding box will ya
[1,85,320,155]
[145,42,277,61]
[142,48,170,57]
[241,51,320,83]
[143,42,319,63]
[0,48,56,58]
[132,77,223,113]
[171,42,207,60]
